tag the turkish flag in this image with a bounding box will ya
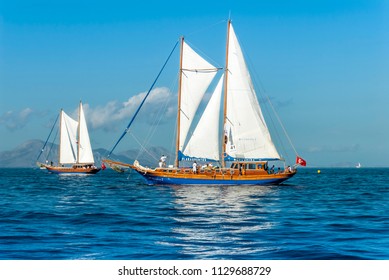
[296,156,307,166]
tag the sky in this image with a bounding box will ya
[0,0,388,167]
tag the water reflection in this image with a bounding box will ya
[166,185,280,259]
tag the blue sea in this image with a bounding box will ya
[0,167,388,260]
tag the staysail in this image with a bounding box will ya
[224,24,280,161]
[59,110,78,164]
[181,74,224,161]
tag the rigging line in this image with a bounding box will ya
[254,77,291,162]
[130,132,159,162]
[185,20,226,68]
[134,87,171,161]
[180,109,190,120]
[182,68,223,72]
[252,77,289,162]
[265,102,290,163]
[244,48,292,163]
[134,75,178,162]
[134,71,179,166]
[186,19,226,37]
[46,128,59,161]
[106,40,179,158]
[36,114,59,161]
[266,96,299,156]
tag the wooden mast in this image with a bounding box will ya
[77,101,81,164]
[221,20,231,169]
[174,36,184,168]
[58,109,63,166]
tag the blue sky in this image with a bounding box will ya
[1,0,388,167]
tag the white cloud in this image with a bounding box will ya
[84,87,176,131]
[0,107,34,131]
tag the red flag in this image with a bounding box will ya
[101,162,106,170]
[296,156,307,166]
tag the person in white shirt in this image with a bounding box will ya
[192,161,198,174]
[160,155,167,167]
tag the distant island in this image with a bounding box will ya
[0,139,172,168]
[0,140,379,168]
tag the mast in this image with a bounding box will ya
[221,20,231,168]
[77,101,81,164]
[58,109,63,166]
[174,36,185,168]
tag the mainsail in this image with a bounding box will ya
[224,24,280,161]
[78,103,95,164]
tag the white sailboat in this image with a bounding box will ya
[46,101,100,174]
[104,20,305,184]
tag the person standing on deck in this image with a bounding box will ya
[193,161,198,174]
[160,155,167,168]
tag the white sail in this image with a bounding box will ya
[78,102,95,164]
[183,74,224,161]
[225,24,280,160]
[59,110,78,164]
[179,41,218,152]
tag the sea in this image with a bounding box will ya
[0,167,388,260]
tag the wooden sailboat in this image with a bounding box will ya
[46,101,100,174]
[104,20,304,185]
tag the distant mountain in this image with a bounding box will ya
[0,139,46,167]
[0,139,173,168]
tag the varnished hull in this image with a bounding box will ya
[131,166,296,185]
[46,166,101,174]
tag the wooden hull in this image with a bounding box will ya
[46,166,101,174]
[129,161,296,186]
[138,172,294,185]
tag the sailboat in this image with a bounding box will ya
[45,101,101,174]
[104,20,305,184]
